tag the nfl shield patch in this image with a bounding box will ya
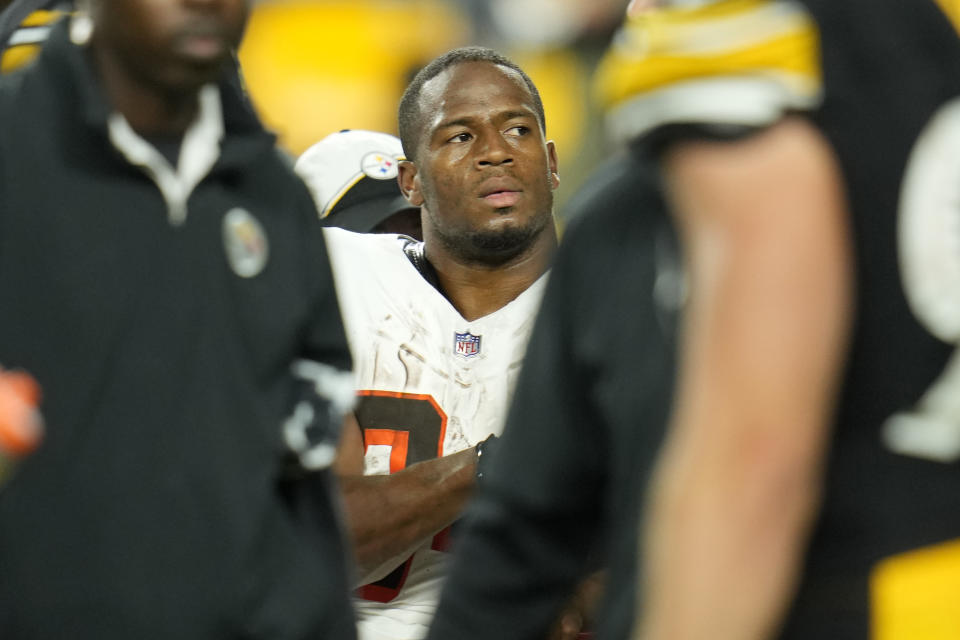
[454,331,482,358]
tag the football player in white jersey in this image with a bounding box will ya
[297,48,562,640]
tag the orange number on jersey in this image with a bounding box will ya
[354,391,450,603]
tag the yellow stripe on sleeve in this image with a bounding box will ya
[595,0,821,141]
[934,0,960,34]
[1,10,68,74]
[871,538,960,640]
[19,10,66,27]
[1,45,41,73]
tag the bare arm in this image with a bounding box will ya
[637,117,853,639]
[334,413,478,585]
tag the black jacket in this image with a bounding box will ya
[0,22,356,639]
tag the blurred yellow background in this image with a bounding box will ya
[237,0,623,211]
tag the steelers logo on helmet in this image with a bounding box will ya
[361,151,400,180]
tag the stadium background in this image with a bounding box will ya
[237,0,630,218]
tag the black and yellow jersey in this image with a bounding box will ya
[594,0,822,143]
[595,0,960,141]
[0,0,71,74]
[596,1,960,638]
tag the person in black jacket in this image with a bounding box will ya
[0,1,357,638]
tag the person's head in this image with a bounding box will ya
[85,0,249,93]
[396,47,559,266]
[295,129,423,240]
[398,47,547,161]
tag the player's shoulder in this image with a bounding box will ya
[322,227,416,273]
[595,0,822,144]
[322,227,412,250]
[1,1,72,74]
[595,0,960,145]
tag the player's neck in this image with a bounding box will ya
[425,225,556,322]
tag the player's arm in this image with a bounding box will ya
[334,413,478,585]
[636,116,853,639]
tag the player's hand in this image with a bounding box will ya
[546,571,605,640]
[547,606,587,640]
[0,367,44,487]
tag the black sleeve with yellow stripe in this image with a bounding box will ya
[594,0,823,145]
[0,0,72,74]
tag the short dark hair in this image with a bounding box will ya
[398,47,546,160]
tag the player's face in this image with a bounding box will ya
[400,62,559,264]
[92,0,249,91]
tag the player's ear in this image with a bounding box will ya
[398,160,424,207]
[546,140,560,190]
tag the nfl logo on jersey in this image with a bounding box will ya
[454,331,481,358]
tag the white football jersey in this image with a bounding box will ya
[323,227,548,640]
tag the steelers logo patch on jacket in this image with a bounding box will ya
[222,208,269,278]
